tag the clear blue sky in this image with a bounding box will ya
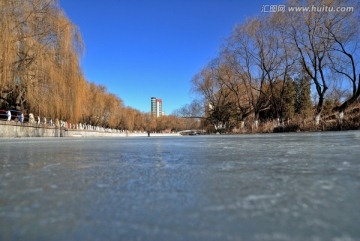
[59,0,281,114]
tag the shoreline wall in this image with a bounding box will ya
[0,121,180,138]
[0,122,62,138]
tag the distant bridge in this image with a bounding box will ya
[180,116,205,119]
[178,130,204,135]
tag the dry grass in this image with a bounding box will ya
[230,104,360,134]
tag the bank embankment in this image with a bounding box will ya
[0,121,180,138]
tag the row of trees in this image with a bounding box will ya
[185,0,360,132]
[3,0,358,133]
[0,0,198,132]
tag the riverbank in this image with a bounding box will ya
[0,121,180,138]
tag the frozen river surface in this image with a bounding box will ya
[1,131,360,241]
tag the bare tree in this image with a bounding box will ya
[325,1,360,121]
[191,62,234,131]
[225,19,270,127]
[173,99,204,118]
[285,0,359,125]
[225,15,296,126]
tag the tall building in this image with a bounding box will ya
[151,97,157,117]
[151,97,163,117]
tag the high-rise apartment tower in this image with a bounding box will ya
[151,97,163,117]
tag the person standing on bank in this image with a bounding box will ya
[19,112,24,123]
[6,110,11,121]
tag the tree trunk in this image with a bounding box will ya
[338,111,344,126]
[315,113,321,126]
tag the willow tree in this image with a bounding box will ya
[0,0,86,122]
[0,0,21,108]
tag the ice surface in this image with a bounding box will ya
[0,132,360,241]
